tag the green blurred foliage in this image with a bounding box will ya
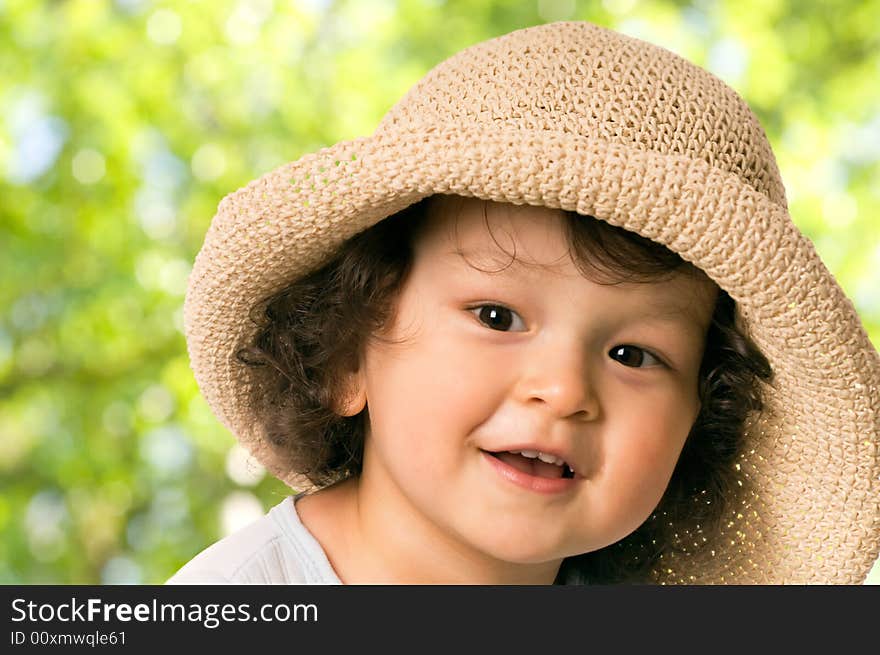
[1,0,878,584]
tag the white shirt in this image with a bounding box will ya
[167,494,586,584]
[166,495,342,584]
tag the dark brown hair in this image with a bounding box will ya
[238,195,773,583]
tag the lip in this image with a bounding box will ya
[482,442,580,475]
[480,449,579,495]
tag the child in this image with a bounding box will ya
[169,22,880,584]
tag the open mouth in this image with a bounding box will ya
[484,450,576,479]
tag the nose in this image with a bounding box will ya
[513,337,599,421]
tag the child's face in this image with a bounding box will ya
[345,196,717,571]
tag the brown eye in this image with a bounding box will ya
[472,305,525,332]
[609,345,661,368]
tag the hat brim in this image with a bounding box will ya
[184,124,880,583]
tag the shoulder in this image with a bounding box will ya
[166,496,327,585]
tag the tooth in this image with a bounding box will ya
[520,450,538,459]
[537,452,560,465]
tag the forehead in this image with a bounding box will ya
[422,195,571,269]
[416,195,718,327]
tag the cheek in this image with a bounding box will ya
[370,323,506,406]
[362,330,507,465]
[604,393,697,509]
[620,433,686,488]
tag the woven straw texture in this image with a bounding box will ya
[184,22,880,583]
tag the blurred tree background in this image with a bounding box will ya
[1,0,878,584]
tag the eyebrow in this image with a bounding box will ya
[446,247,571,274]
[637,300,711,334]
[446,247,714,331]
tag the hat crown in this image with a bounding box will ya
[376,21,787,206]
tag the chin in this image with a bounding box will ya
[466,527,576,565]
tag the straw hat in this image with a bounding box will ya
[184,21,880,583]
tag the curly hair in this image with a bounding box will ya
[237,194,773,583]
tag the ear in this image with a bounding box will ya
[334,368,367,417]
